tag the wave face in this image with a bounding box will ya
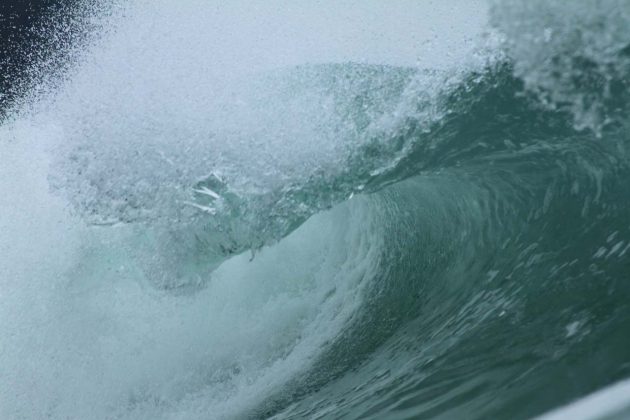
[2,1,630,419]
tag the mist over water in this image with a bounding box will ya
[2,1,630,419]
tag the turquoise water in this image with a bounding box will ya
[1,1,630,419]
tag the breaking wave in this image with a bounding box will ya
[1,1,630,419]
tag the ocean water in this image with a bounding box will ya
[1,1,630,419]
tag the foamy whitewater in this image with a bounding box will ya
[1,1,630,419]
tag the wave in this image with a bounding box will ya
[2,1,630,419]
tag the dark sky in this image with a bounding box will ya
[0,0,77,116]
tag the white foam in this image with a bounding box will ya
[0,123,381,418]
